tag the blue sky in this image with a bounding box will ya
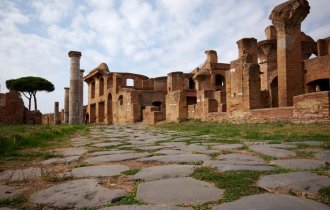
[0,0,329,113]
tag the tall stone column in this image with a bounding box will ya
[68,51,82,124]
[54,101,60,125]
[79,69,84,123]
[64,87,70,124]
[269,0,310,107]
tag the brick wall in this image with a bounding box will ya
[293,91,330,119]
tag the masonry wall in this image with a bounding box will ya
[0,92,25,124]
[293,91,330,119]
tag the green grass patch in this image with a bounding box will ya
[192,167,266,203]
[0,124,88,158]
[319,186,330,204]
[108,181,144,206]
[122,168,140,175]
[156,121,330,142]
[0,195,41,210]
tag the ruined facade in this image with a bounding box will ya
[83,0,330,124]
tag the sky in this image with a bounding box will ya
[0,0,329,113]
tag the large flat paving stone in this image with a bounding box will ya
[0,185,17,199]
[133,165,195,181]
[136,177,223,205]
[71,165,129,178]
[271,159,326,170]
[93,142,122,147]
[205,160,275,171]
[155,149,191,155]
[213,144,245,150]
[60,148,87,156]
[85,153,150,164]
[89,150,133,156]
[315,150,330,162]
[267,144,297,149]
[0,167,43,181]
[249,145,296,158]
[257,171,330,194]
[30,179,127,209]
[41,156,81,164]
[100,205,193,210]
[212,193,330,210]
[218,153,265,164]
[137,154,210,164]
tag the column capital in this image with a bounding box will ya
[269,0,310,30]
[64,87,70,90]
[68,51,82,58]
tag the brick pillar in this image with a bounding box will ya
[54,101,60,125]
[64,87,69,124]
[79,69,84,123]
[68,51,82,124]
[270,0,310,107]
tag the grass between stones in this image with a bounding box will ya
[192,167,267,203]
[0,124,89,160]
[122,168,140,175]
[156,121,330,142]
[0,195,41,210]
[319,186,330,204]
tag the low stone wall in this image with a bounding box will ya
[293,91,330,119]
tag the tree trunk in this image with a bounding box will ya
[33,92,37,111]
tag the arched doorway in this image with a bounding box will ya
[270,77,278,107]
[91,81,96,99]
[107,93,113,124]
[99,77,104,96]
[307,79,330,93]
[215,74,225,91]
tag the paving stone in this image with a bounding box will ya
[41,156,81,164]
[294,141,324,146]
[71,165,129,178]
[100,205,193,210]
[89,150,133,156]
[267,144,297,149]
[315,150,330,162]
[218,153,265,164]
[257,171,330,194]
[30,179,127,209]
[0,185,17,199]
[136,177,223,205]
[212,193,330,210]
[60,148,88,156]
[155,149,191,155]
[137,154,210,164]
[205,160,275,171]
[271,159,326,170]
[133,165,196,181]
[213,144,245,150]
[137,146,168,151]
[93,142,122,147]
[0,167,43,181]
[249,145,296,158]
[85,153,150,164]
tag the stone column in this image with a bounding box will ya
[54,101,60,125]
[64,87,70,124]
[68,51,82,124]
[79,69,85,123]
[269,0,310,107]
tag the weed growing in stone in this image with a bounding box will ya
[192,167,266,203]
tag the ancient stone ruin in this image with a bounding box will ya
[78,0,330,125]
